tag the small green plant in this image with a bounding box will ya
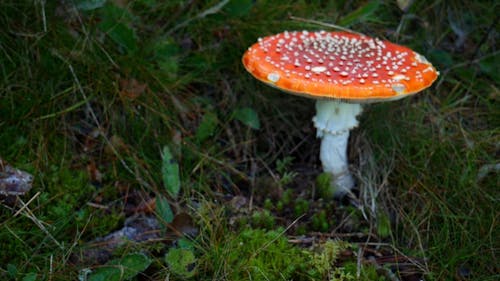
[293,198,310,216]
[232,107,260,129]
[165,248,197,278]
[280,188,293,205]
[376,211,391,239]
[263,198,273,210]
[343,262,388,281]
[161,145,181,199]
[311,210,331,232]
[276,157,298,186]
[316,172,333,199]
[251,209,275,229]
[156,145,180,230]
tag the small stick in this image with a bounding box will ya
[167,0,230,35]
[289,15,366,36]
[39,0,47,32]
[14,191,41,217]
[17,198,64,250]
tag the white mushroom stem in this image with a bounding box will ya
[312,99,363,197]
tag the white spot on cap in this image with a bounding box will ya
[311,66,326,73]
[423,66,434,73]
[415,53,430,64]
[391,83,406,94]
[392,74,407,81]
[267,72,280,83]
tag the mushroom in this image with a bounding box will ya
[242,30,438,197]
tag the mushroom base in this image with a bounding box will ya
[313,100,362,197]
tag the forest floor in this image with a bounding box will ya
[0,1,498,280]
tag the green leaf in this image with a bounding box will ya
[75,0,107,11]
[161,145,181,198]
[428,49,454,68]
[7,264,17,278]
[151,38,180,79]
[224,0,254,17]
[478,54,499,81]
[22,273,37,281]
[339,1,380,26]
[195,111,218,142]
[165,248,197,278]
[232,107,260,129]
[110,253,152,279]
[98,4,137,53]
[178,237,195,250]
[87,253,151,281]
[156,195,174,224]
[88,267,120,281]
[377,212,391,239]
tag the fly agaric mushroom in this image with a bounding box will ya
[242,30,438,197]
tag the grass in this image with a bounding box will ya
[0,0,498,280]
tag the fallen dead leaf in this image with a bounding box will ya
[119,78,147,100]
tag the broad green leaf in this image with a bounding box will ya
[156,195,174,224]
[87,253,151,281]
[158,59,179,79]
[7,264,17,278]
[76,0,106,11]
[153,38,179,57]
[22,273,37,281]
[152,38,180,78]
[98,4,137,53]
[339,1,380,26]
[87,267,120,281]
[224,0,254,17]
[113,24,137,52]
[165,248,197,278]
[195,111,218,143]
[377,212,391,239]
[161,145,180,199]
[428,49,454,68]
[478,54,499,81]
[233,107,260,129]
[110,253,151,279]
[177,237,195,250]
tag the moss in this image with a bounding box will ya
[201,228,311,280]
[308,240,350,277]
[263,198,273,210]
[165,248,197,278]
[311,210,331,232]
[251,209,275,229]
[343,262,388,281]
[293,198,310,216]
[316,172,334,199]
[280,188,293,205]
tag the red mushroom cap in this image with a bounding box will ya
[242,30,438,103]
